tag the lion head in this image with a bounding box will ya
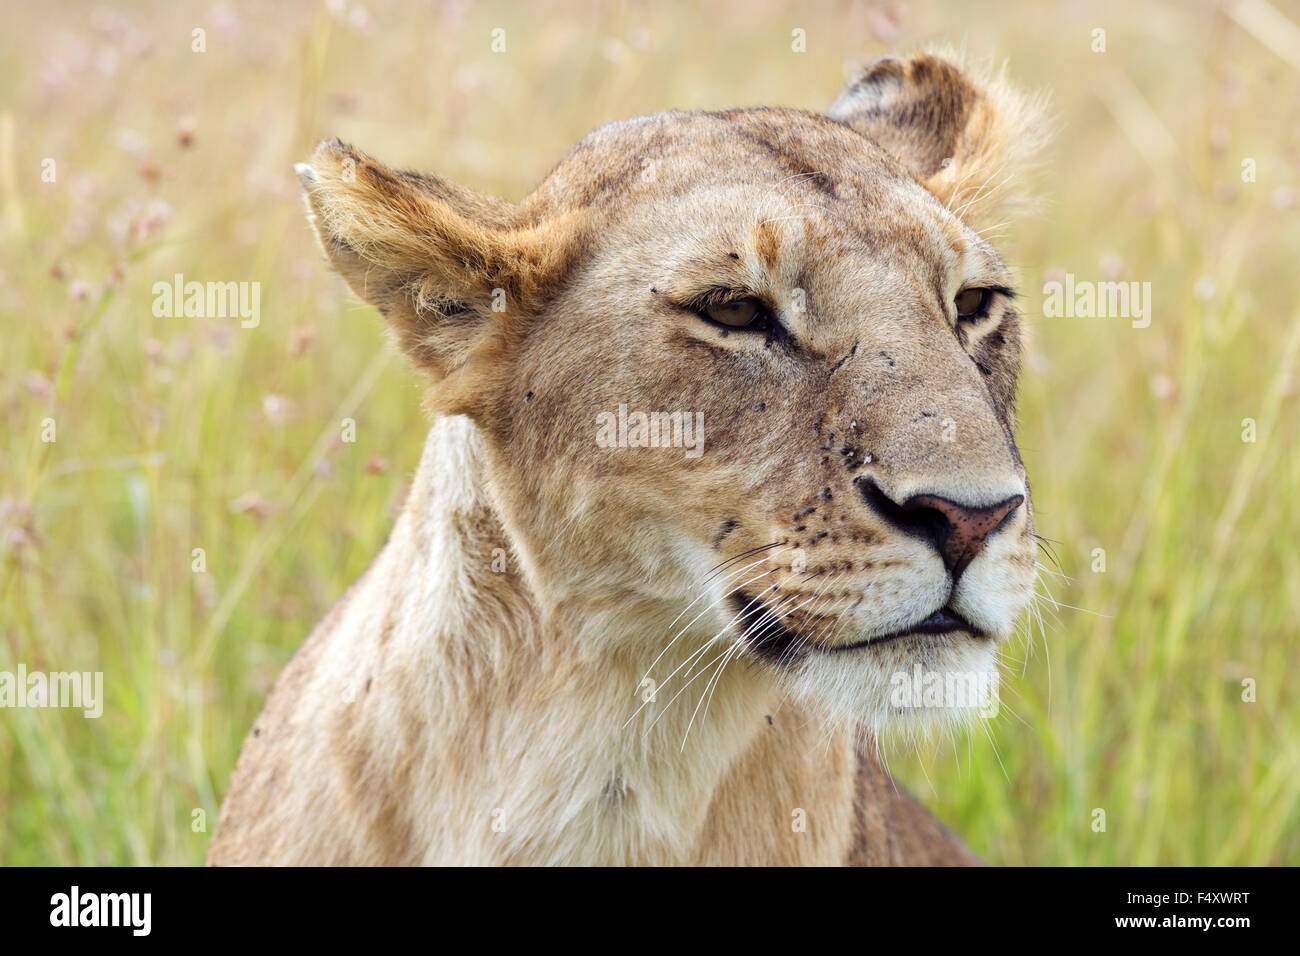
[297,52,1048,734]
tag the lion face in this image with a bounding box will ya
[298,54,1046,732]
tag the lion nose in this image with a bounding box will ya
[856,477,1024,581]
[901,493,1024,580]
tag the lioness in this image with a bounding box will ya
[209,52,1046,866]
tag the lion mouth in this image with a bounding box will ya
[733,593,984,663]
[827,605,984,652]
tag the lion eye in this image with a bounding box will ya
[954,288,991,320]
[703,298,764,328]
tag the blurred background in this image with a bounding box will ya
[1,0,1297,865]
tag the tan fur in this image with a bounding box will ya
[209,53,1046,866]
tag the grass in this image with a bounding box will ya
[1,0,1297,865]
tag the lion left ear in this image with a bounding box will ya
[296,139,585,386]
[828,52,1049,230]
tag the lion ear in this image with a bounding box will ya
[296,139,580,380]
[828,53,1049,229]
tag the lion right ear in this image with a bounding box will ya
[296,140,580,380]
[828,53,1048,230]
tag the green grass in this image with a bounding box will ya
[2,0,1298,865]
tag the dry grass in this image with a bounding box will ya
[1,0,1297,864]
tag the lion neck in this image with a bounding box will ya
[372,415,855,864]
